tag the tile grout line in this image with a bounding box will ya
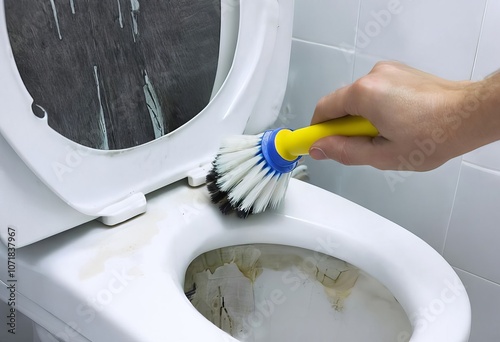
[291,37,354,55]
[454,266,500,288]
[351,0,363,83]
[440,157,464,255]
[470,0,489,80]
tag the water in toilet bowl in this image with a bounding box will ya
[185,244,412,342]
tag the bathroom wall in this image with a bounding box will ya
[280,0,500,341]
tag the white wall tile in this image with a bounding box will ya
[293,0,360,49]
[278,39,355,192]
[463,0,500,172]
[455,268,500,342]
[279,40,354,127]
[355,0,487,80]
[335,157,461,253]
[463,141,500,172]
[352,52,385,81]
[472,0,500,80]
[444,163,500,283]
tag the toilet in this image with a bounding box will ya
[0,0,471,341]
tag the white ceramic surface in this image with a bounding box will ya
[463,141,500,172]
[472,0,500,81]
[293,0,360,50]
[355,0,486,80]
[444,163,500,284]
[0,179,471,341]
[455,268,500,342]
[463,0,500,171]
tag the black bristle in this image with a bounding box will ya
[207,181,229,204]
[207,181,220,195]
[206,168,257,219]
[219,200,235,215]
[210,189,227,204]
[205,169,218,183]
[236,208,252,219]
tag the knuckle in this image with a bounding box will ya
[315,95,330,112]
[372,60,401,73]
[350,76,377,98]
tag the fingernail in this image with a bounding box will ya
[309,147,328,160]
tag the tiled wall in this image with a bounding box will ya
[280,0,500,340]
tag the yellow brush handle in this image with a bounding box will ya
[275,116,378,161]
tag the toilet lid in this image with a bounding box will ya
[0,0,291,222]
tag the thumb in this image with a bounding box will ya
[309,135,391,168]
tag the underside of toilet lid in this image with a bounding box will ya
[0,0,292,221]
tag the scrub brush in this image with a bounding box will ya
[206,115,378,218]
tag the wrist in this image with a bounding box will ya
[464,73,500,144]
[433,76,500,159]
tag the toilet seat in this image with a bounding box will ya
[0,0,293,247]
[0,179,471,341]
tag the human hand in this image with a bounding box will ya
[309,61,500,171]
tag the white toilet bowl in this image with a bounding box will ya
[0,0,470,341]
[1,179,471,341]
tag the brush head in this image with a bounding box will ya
[206,129,300,218]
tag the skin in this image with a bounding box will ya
[309,61,500,171]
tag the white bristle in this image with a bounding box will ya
[235,166,275,211]
[241,170,278,213]
[216,155,262,192]
[215,146,260,172]
[218,134,263,153]
[227,160,268,204]
[269,173,292,209]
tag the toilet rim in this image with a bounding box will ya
[162,179,471,342]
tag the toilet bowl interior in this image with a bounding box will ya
[184,243,412,342]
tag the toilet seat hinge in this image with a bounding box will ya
[97,193,147,226]
[187,163,212,187]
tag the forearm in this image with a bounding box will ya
[468,71,500,146]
